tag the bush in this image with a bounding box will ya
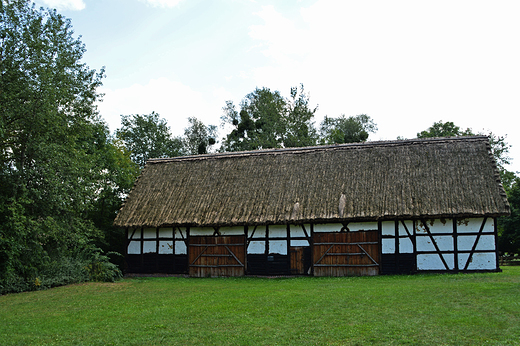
[0,246,122,295]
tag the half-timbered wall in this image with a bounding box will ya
[125,217,499,275]
[381,217,499,273]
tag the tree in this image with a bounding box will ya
[116,112,184,168]
[220,85,318,151]
[417,121,512,179]
[0,0,124,292]
[183,117,217,155]
[417,121,473,138]
[498,177,520,255]
[319,114,377,144]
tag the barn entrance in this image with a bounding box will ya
[188,235,246,277]
[312,230,380,276]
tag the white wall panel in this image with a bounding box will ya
[143,228,156,239]
[290,239,310,247]
[289,225,308,238]
[457,218,493,233]
[159,228,173,238]
[399,237,414,253]
[314,223,343,233]
[348,222,378,231]
[417,219,452,234]
[382,221,394,236]
[416,235,453,251]
[382,238,395,254]
[417,254,454,270]
[458,235,477,251]
[190,227,214,236]
[248,240,265,254]
[129,229,141,239]
[159,241,173,254]
[143,241,156,253]
[475,235,496,251]
[220,226,245,235]
[398,221,414,236]
[269,240,287,254]
[269,225,287,238]
[459,253,496,270]
[128,241,140,254]
[249,226,266,238]
[175,241,187,255]
[175,228,187,240]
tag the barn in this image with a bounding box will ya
[114,136,510,277]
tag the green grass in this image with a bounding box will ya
[1,268,520,346]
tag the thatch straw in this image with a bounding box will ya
[114,136,510,228]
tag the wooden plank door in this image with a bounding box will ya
[312,230,380,276]
[188,235,246,277]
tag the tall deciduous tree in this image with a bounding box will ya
[116,112,184,168]
[183,117,217,155]
[319,114,377,144]
[498,176,520,255]
[0,0,127,292]
[221,85,318,151]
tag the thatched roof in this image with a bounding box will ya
[114,136,510,228]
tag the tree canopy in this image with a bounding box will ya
[115,112,184,168]
[0,0,133,293]
[220,85,318,151]
[319,114,377,144]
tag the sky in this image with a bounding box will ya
[35,0,520,173]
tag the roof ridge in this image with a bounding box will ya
[147,135,489,164]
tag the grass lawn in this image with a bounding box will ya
[1,267,519,346]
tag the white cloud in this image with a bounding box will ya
[247,1,520,172]
[40,0,85,11]
[138,0,184,8]
[98,78,223,137]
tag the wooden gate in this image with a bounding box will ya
[312,231,380,276]
[188,235,246,277]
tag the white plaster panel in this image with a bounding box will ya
[220,226,245,235]
[269,225,287,238]
[416,236,436,252]
[464,253,496,270]
[475,235,496,251]
[269,240,287,255]
[143,241,156,253]
[175,241,187,255]
[382,238,395,254]
[399,237,414,253]
[348,222,378,232]
[175,228,187,240]
[417,254,454,270]
[416,235,453,251]
[248,240,265,254]
[190,227,214,236]
[249,226,266,238]
[314,223,343,233]
[457,235,477,251]
[128,241,140,254]
[381,221,394,236]
[417,219,452,234]
[457,218,494,233]
[398,220,414,236]
[289,225,308,238]
[159,228,173,238]
[129,229,141,239]
[458,235,496,251]
[159,241,174,254]
[143,228,156,239]
[290,239,310,247]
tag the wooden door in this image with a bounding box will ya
[188,235,246,277]
[312,230,380,276]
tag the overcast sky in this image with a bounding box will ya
[36,0,520,173]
